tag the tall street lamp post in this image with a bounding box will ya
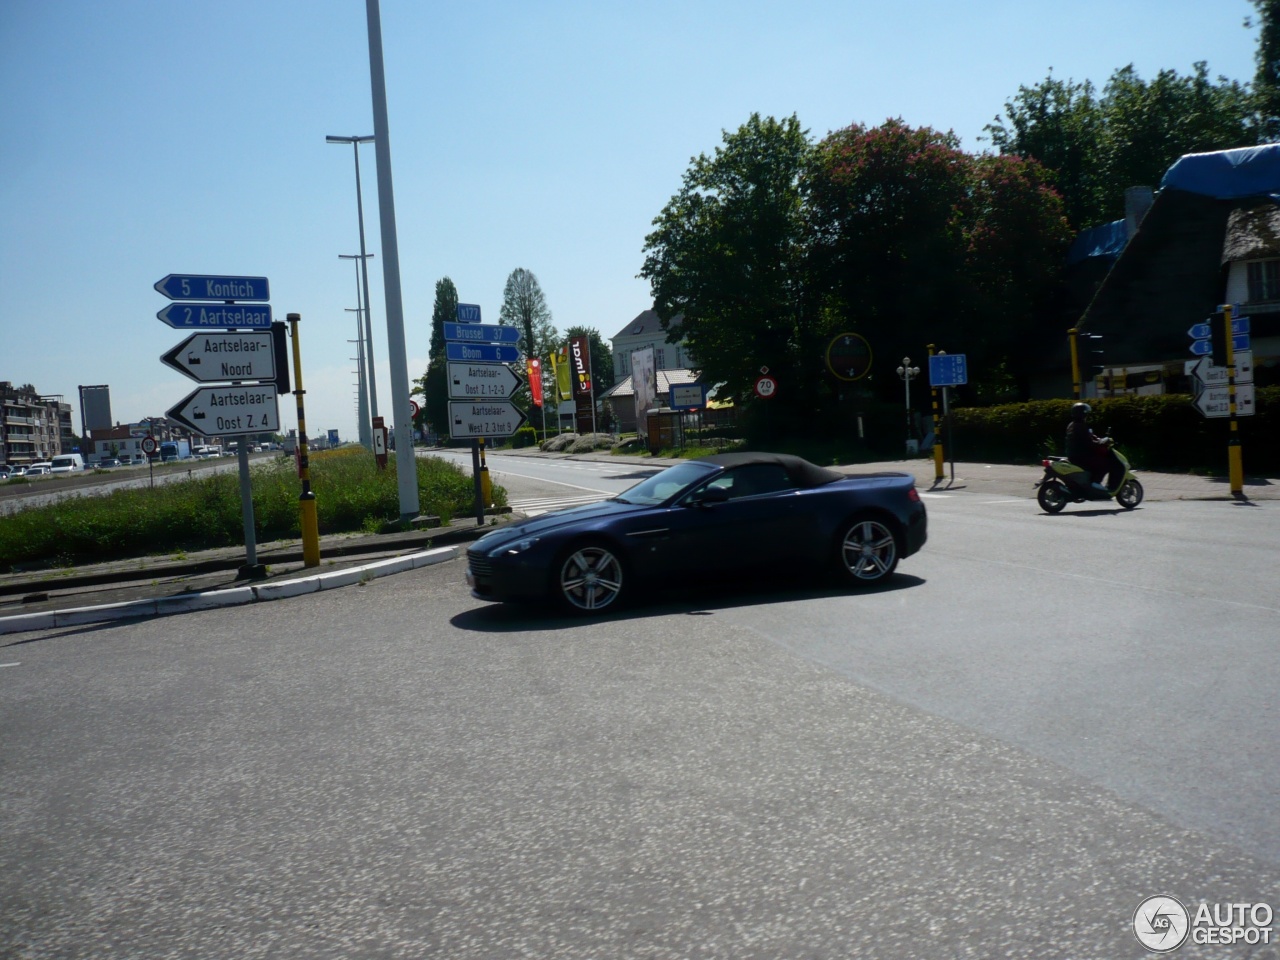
[896,357,920,454]
[326,134,379,424]
[340,253,375,448]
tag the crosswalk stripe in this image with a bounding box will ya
[509,493,610,516]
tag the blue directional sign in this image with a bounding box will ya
[155,274,270,302]
[444,322,521,344]
[928,353,968,387]
[158,302,272,329]
[446,341,521,363]
[456,303,482,323]
[1189,333,1250,356]
[1188,317,1249,340]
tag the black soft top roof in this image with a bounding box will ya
[696,452,844,488]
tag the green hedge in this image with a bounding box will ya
[946,387,1280,474]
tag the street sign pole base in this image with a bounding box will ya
[237,563,269,581]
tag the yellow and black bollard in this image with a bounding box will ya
[288,313,321,567]
[926,344,944,481]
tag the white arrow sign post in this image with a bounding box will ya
[167,385,281,436]
[161,331,277,383]
[1193,382,1256,418]
[447,361,524,400]
[448,400,527,438]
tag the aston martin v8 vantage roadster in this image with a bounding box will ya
[465,452,927,615]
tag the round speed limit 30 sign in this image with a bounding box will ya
[754,375,778,399]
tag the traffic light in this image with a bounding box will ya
[1209,309,1229,367]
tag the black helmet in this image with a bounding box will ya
[1071,402,1091,420]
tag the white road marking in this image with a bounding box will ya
[0,662,21,669]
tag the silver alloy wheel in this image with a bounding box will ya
[559,545,625,612]
[839,518,898,582]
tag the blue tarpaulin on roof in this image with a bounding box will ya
[1066,219,1127,266]
[1160,144,1280,200]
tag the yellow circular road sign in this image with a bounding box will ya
[826,333,873,381]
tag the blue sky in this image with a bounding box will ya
[0,0,1261,441]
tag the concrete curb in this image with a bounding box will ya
[0,546,461,637]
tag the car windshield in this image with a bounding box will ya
[614,461,719,506]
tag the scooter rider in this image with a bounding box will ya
[1066,402,1123,493]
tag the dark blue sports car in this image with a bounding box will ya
[465,452,927,614]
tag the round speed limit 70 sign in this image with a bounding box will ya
[754,375,778,399]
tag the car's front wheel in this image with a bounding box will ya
[836,516,899,585]
[556,543,627,614]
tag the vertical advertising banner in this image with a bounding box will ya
[527,358,543,407]
[631,347,656,437]
[569,335,595,433]
[554,348,573,401]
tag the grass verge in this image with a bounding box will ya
[0,448,505,571]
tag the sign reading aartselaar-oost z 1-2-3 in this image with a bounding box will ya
[157,302,273,329]
[167,384,280,436]
[154,274,270,302]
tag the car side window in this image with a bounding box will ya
[704,464,796,500]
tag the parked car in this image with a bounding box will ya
[9,465,29,477]
[99,458,122,468]
[26,464,53,477]
[465,451,928,615]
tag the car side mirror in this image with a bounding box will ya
[688,486,730,507]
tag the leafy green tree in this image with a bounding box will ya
[419,277,458,440]
[1250,0,1280,140]
[641,113,814,415]
[499,268,558,361]
[807,121,1070,393]
[983,72,1104,230]
[986,63,1257,229]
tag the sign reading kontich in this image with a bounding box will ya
[167,385,280,436]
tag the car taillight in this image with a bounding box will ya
[1042,459,1051,467]
[907,487,920,502]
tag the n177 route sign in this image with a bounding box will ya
[447,361,523,400]
[161,331,277,383]
[448,400,527,438]
[167,385,280,436]
[155,274,270,302]
[456,303,482,323]
[158,302,272,329]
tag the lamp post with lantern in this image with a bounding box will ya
[896,357,920,454]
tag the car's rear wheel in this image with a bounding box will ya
[836,516,899,585]
[556,542,627,614]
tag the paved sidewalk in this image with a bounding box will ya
[3,450,1274,637]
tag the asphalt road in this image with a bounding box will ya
[3,475,1277,958]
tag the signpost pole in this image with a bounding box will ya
[472,440,484,526]
[289,313,321,567]
[1223,304,1244,496]
[236,441,262,578]
[1068,328,1082,400]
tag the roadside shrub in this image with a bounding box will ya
[509,426,538,448]
[946,387,1280,474]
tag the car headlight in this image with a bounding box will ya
[504,537,540,556]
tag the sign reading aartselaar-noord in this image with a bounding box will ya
[155,274,270,302]
[161,331,277,383]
